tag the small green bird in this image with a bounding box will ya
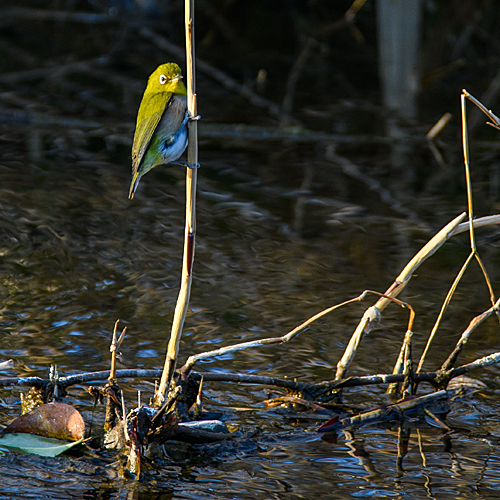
[129,63,188,199]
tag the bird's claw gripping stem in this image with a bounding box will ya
[170,161,200,169]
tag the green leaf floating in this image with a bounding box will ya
[0,433,83,457]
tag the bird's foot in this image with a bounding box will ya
[171,161,200,169]
[188,113,201,121]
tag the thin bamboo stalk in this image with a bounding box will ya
[417,93,499,374]
[155,0,198,404]
[416,250,474,373]
[462,93,475,252]
[461,90,498,306]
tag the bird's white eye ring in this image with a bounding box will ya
[159,74,167,84]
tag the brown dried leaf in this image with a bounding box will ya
[4,403,85,441]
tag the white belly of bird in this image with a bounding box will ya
[161,123,188,163]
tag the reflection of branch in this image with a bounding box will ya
[343,430,380,479]
[417,429,427,468]
[0,108,426,146]
[1,7,112,24]
[292,164,314,234]
[0,56,110,85]
[280,0,369,124]
[325,146,420,221]
[281,37,317,126]
[200,123,421,144]
[319,0,368,39]
[0,108,101,130]
[1,8,282,120]
[397,426,411,473]
[426,112,452,169]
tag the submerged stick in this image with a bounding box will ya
[281,37,317,126]
[318,390,451,432]
[156,0,198,404]
[1,349,500,397]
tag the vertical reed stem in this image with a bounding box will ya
[156,0,198,404]
[462,93,475,251]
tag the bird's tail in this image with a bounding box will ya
[129,172,140,199]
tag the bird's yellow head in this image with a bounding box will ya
[145,63,187,96]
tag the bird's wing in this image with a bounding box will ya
[159,95,188,145]
[131,92,173,175]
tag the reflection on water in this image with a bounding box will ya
[0,132,500,498]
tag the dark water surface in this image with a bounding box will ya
[0,130,500,499]
[1,2,500,495]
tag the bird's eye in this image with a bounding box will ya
[159,74,167,84]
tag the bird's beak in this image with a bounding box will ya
[172,75,183,81]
